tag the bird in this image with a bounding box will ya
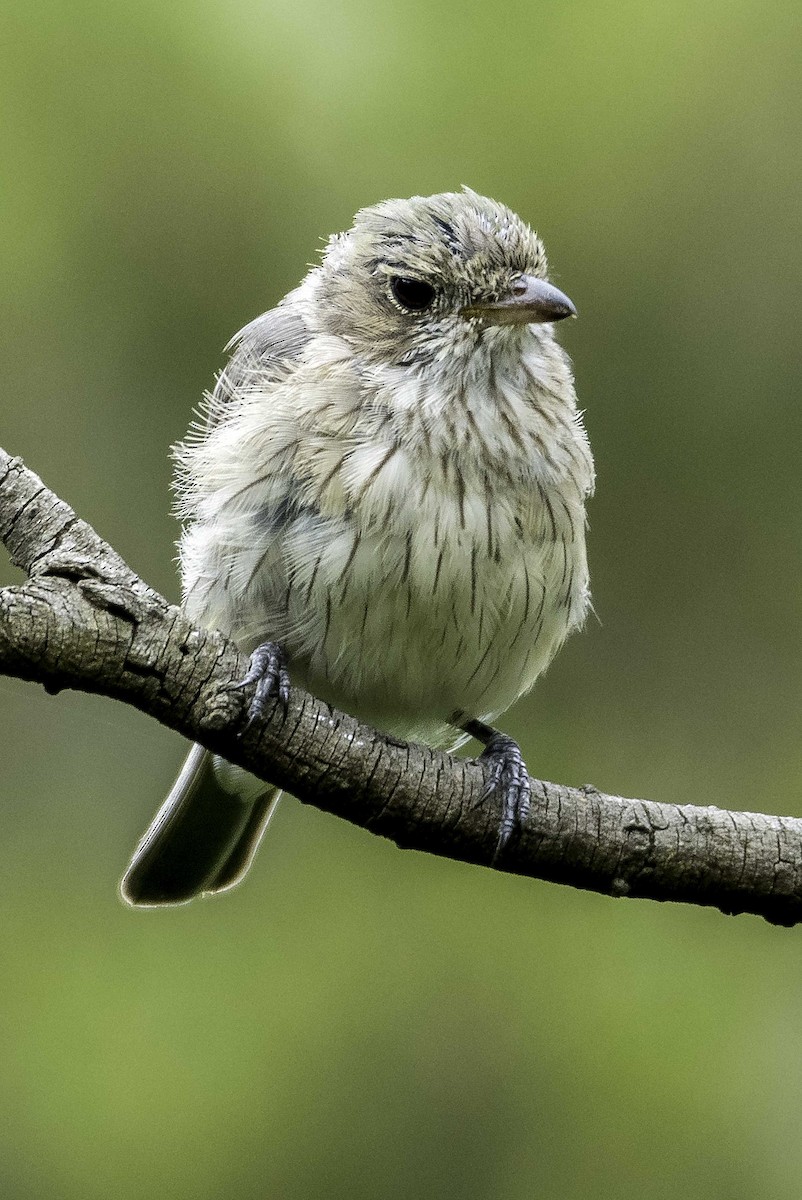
[121,187,594,906]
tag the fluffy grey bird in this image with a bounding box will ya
[121,187,594,906]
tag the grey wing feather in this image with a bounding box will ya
[206,296,312,424]
[123,300,311,906]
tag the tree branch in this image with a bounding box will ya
[1,446,800,926]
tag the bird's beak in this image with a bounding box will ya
[460,275,577,325]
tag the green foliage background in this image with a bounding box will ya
[1,2,801,1196]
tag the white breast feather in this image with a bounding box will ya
[178,326,593,747]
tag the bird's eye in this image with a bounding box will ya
[390,277,436,312]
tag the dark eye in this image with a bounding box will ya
[390,276,436,312]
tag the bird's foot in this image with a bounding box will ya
[233,641,290,730]
[460,718,532,864]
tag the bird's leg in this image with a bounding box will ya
[458,717,532,864]
[233,641,291,729]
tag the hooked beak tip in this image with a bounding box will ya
[460,275,577,326]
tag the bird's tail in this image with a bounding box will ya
[120,744,280,906]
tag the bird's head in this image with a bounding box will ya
[306,188,575,367]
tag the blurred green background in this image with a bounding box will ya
[1,1,801,1196]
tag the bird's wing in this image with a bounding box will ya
[204,297,312,426]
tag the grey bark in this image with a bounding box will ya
[1,446,800,926]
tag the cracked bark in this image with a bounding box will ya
[1,446,801,926]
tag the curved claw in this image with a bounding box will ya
[233,640,291,731]
[470,728,531,863]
